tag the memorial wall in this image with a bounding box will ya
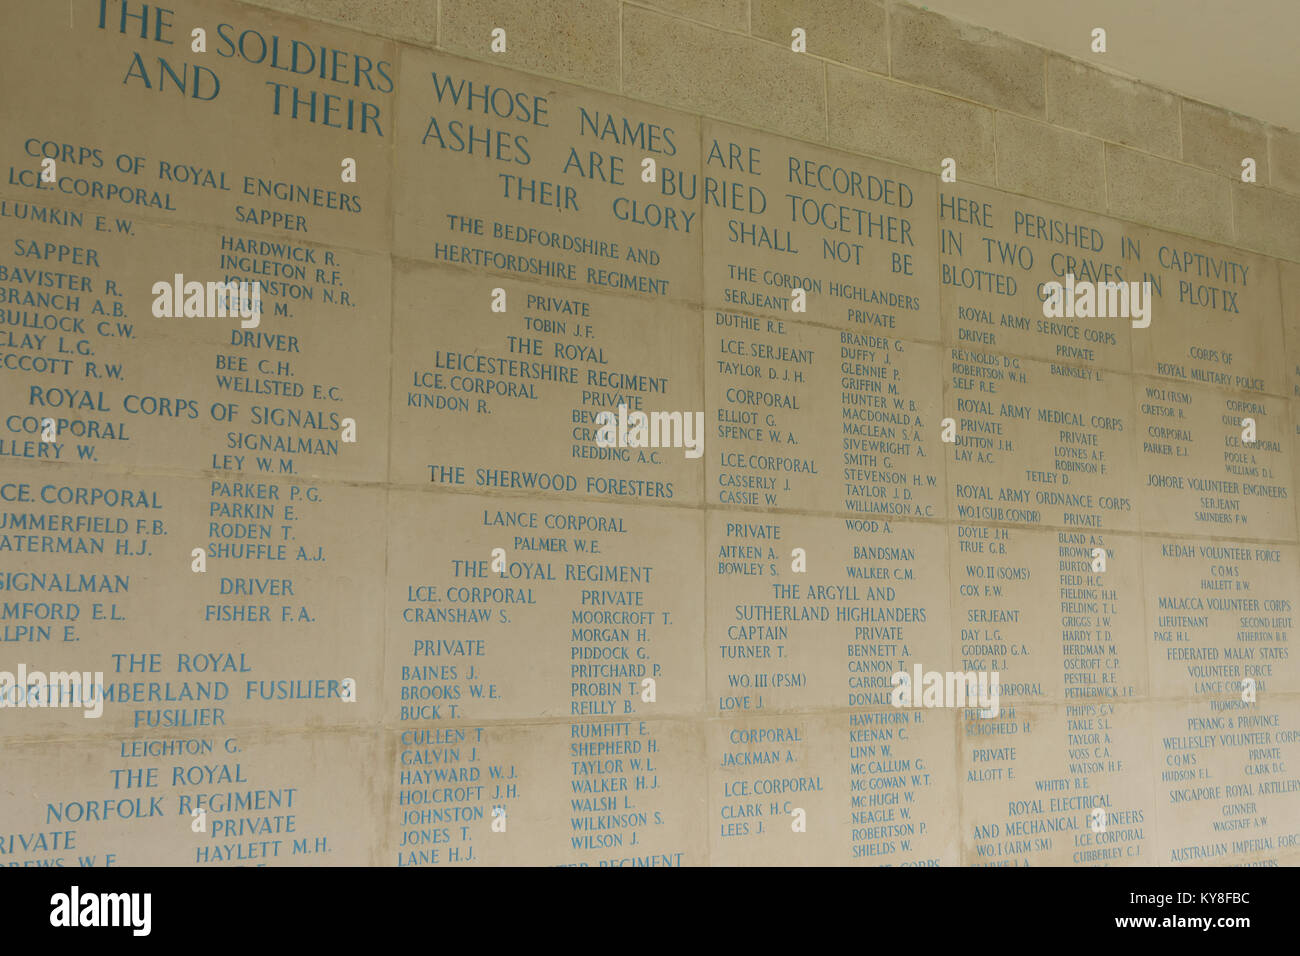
[1,0,1298,867]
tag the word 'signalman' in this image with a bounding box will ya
[595,404,704,459]
[1041,273,1151,328]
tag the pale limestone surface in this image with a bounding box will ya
[888,2,1046,117]
[1233,182,1300,261]
[750,0,889,76]
[440,0,622,91]
[995,113,1108,213]
[631,0,751,31]
[828,66,998,186]
[1106,145,1235,244]
[623,6,826,140]
[1181,99,1270,182]
[1269,127,1300,194]
[1047,57,1181,159]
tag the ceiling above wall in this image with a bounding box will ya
[917,0,1297,132]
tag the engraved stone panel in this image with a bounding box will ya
[0,729,383,865]
[1135,380,1294,540]
[937,183,1133,373]
[0,216,390,482]
[706,316,946,517]
[393,47,703,306]
[944,353,1141,533]
[391,264,705,506]
[386,717,708,867]
[700,121,938,343]
[0,0,395,252]
[385,491,705,724]
[958,700,1158,866]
